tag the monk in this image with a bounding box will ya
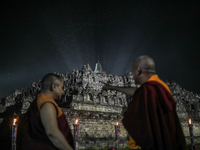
[103,55,187,150]
[22,73,74,150]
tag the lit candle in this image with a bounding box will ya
[11,118,18,150]
[188,118,195,150]
[115,122,120,148]
[73,119,79,150]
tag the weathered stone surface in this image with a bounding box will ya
[0,105,6,113]
[66,116,128,149]
[0,63,200,148]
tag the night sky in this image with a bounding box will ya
[1,1,200,98]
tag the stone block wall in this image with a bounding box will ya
[66,115,128,149]
[63,110,200,149]
[181,122,200,144]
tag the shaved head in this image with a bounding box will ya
[132,55,156,85]
[134,55,156,74]
[41,73,63,91]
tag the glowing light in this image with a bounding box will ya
[13,119,17,125]
[116,122,118,126]
[188,118,192,125]
[75,119,78,124]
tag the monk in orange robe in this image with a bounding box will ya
[103,55,187,150]
[22,73,74,150]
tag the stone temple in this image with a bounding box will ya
[0,61,200,149]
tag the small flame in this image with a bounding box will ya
[189,118,192,125]
[75,119,78,124]
[116,122,118,126]
[13,119,17,125]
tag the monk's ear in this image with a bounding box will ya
[51,83,56,91]
[137,67,142,75]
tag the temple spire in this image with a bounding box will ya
[94,56,105,73]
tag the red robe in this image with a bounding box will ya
[22,96,74,150]
[122,81,187,150]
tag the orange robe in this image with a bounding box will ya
[126,75,186,149]
[23,94,74,150]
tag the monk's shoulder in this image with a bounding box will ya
[37,94,55,111]
[140,81,158,90]
[142,81,172,97]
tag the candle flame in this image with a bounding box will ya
[116,122,118,125]
[13,119,17,125]
[189,118,192,125]
[75,119,78,124]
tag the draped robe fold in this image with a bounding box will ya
[122,80,187,150]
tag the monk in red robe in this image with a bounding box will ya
[103,56,187,150]
[22,73,74,150]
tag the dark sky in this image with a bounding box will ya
[1,1,200,98]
